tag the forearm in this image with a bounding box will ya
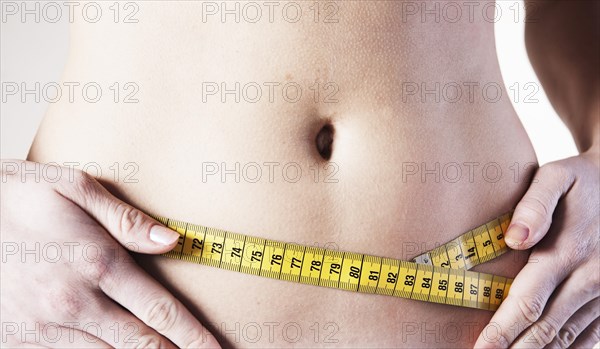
[525,0,599,153]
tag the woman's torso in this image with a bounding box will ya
[29,1,537,347]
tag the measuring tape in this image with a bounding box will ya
[153,212,514,311]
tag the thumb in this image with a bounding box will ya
[55,170,180,254]
[505,162,575,249]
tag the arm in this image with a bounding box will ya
[474,2,599,348]
[525,0,599,153]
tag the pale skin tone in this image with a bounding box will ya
[1,1,598,348]
[1,165,221,348]
[476,1,600,348]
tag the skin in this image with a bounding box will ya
[1,0,596,348]
[0,163,220,348]
[475,1,600,348]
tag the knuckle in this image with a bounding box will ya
[591,325,600,343]
[145,297,179,333]
[130,334,164,349]
[480,323,510,348]
[521,194,552,221]
[542,162,573,185]
[65,169,97,202]
[581,283,599,302]
[554,235,596,274]
[581,266,600,298]
[115,203,144,239]
[489,333,510,349]
[517,295,545,324]
[71,169,93,188]
[556,325,578,349]
[77,255,111,283]
[529,319,558,346]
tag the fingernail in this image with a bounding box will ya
[149,225,179,245]
[505,223,529,246]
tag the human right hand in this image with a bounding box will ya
[1,160,220,348]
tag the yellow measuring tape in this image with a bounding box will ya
[153,212,514,311]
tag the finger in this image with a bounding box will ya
[39,285,177,348]
[505,162,575,249]
[512,262,600,348]
[548,298,600,349]
[99,260,221,348]
[85,297,179,349]
[54,170,180,253]
[474,256,565,349]
[569,317,600,349]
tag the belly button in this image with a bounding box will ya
[315,123,334,160]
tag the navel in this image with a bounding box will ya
[315,123,335,161]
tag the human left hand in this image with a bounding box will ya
[474,150,600,348]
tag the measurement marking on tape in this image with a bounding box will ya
[153,212,514,311]
[357,254,365,292]
[337,252,345,290]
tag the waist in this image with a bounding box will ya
[29,100,537,347]
[28,4,539,341]
[33,93,538,247]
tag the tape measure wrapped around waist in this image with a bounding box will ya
[152,212,514,311]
